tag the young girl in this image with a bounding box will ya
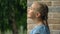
[27,1,50,34]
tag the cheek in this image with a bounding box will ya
[29,12,34,17]
[31,12,36,18]
[28,10,33,15]
[29,12,35,18]
[27,9,36,18]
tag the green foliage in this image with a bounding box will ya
[0,0,27,31]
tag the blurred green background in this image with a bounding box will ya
[0,0,27,34]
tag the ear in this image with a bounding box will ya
[36,12,41,17]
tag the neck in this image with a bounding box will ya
[34,18,43,25]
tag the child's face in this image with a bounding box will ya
[27,6,36,19]
[27,3,41,19]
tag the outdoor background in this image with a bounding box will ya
[27,0,60,34]
[0,0,27,34]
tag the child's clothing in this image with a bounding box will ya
[30,24,50,34]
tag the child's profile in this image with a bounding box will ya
[27,1,50,34]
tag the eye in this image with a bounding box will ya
[27,7,32,12]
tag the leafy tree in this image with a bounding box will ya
[0,0,27,34]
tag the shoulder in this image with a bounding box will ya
[35,24,46,30]
[32,25,50,34]
[33,25,46,33]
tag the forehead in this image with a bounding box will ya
[31,3,42,10]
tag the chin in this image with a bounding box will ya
[27,15,34,19]
[27,15,31,18]
[27,16,32,19]
[27,16,31,18]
